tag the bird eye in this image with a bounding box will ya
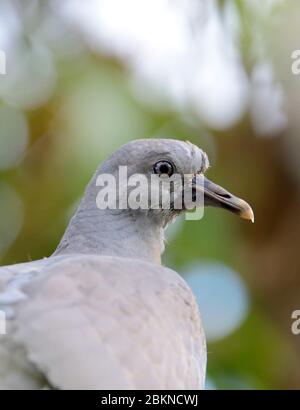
[153,160,174,176]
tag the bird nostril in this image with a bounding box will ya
[218,193,231,199]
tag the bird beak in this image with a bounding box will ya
[194,176,254,222]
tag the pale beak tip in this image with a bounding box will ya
[239,203,255,223]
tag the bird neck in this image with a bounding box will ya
[53,171,165,265]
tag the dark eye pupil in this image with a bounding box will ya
[159,164,170,174]
[154,161,174,176]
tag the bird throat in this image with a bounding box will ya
[53,205,165,265]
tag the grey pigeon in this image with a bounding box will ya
[0,139,253,390]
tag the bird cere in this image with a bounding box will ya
[0,139,254,390]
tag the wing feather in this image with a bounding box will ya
[0,255,206,389]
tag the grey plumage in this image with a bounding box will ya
[0,139,253,389]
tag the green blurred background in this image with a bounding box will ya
[0,0,300,389]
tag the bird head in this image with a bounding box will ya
[96,138,254,226]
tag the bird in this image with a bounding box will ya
[0,138,254,390]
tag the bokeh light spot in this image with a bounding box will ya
[0,105,28,170]
[0,41,56,109]
[182,262,250,342]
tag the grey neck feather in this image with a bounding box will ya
[53,166,165,265]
